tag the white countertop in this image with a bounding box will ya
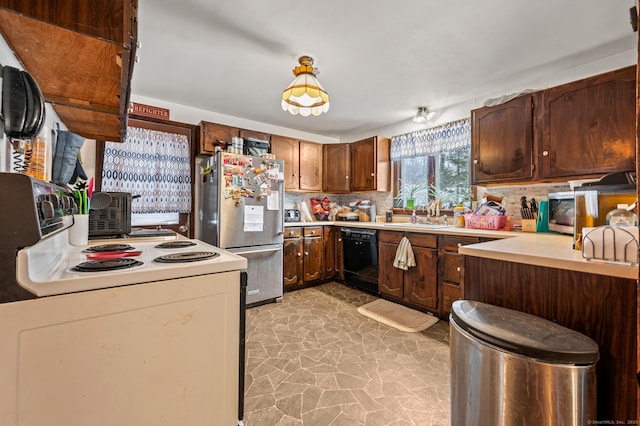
[286,220,638,279]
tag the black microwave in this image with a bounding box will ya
[547,191,575,235]
[242,137,270,157]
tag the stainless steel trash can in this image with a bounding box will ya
[450,300,599,426]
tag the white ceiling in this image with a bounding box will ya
[132,0,637,140]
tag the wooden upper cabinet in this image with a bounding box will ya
[471,94,535,184]
[350,136,390,191]
[271,136,322,191]
[271,135,300,190]
[240,129,270,141]
[322,143,350,192]
[539,66,636,179]
[0,0,138,141]
[198,121,239,155]
[299,141,322,191]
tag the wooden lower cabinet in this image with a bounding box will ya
[283,226,326,291]
[378,231,438,313]
[323,226,344,280]
[439,235,481,316]
[283,228,303,288]
[463,256,637,423]
[303,227,324,282]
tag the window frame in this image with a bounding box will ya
[95,114,197,237]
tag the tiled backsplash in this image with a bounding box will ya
[477,183,570,220]
[286,182,572,222]
[285,192,395,220]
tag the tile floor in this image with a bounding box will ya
[244,282,451,426]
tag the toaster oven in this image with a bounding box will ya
[88,192,132,238]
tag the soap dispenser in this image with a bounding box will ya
[410,210,417,224]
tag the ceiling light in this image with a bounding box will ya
[281,56,330,117]
[413,107,436,123]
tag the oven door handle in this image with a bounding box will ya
[229,246,281,256]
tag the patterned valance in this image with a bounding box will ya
[102,127,191,214]
[391,117,471,160]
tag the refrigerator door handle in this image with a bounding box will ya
[231,246,281,256]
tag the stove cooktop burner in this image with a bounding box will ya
[84,244,136,253]
[72,258,144,272]
[155,241,197,249]
[153,251,220,263]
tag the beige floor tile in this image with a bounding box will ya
[244,283,451,426]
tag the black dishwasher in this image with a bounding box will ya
[341,228,379,295]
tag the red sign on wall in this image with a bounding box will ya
[128,102,170,120]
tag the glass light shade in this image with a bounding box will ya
[281,57,330,116]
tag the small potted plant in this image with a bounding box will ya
[394,182,429,210]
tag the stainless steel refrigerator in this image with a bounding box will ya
[198,152,284,305]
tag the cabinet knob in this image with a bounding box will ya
[473,159,478,164]
[338,238,342,242]
[297,252,302,257]
[310,230,315,234]
[542,150,549,156]
[371,173,375,177]
[304,251,309,256]
[457,243,462,247]
[346,176,349,179]
[456,266,461,272]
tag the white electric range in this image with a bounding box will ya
[0,173,248,426]
[16,229,246,297]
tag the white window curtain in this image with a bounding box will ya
[391,117,471,160]
[102,126,191,214]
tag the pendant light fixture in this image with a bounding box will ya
[281,56,330,117]
[413,107,436,123]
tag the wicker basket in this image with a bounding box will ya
[464,213,507,230]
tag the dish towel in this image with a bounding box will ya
[393,236,416,270]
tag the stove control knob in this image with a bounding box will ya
[40,200,55,220]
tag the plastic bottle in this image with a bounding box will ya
[453,205,465,227]
[370,205,376,222]
[410,210,417,224]
[606,204,637,227]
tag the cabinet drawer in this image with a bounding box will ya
[443,236,480,252]
[379,231,437,248]
[443,253,462,283]
[284,227,302,239]
[406,233,437,249]
[304,227,323,237]
[379,231,402,244]
[442,282,461,315]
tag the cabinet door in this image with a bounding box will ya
[378,241,404,299]
[334,228,344,280]
[405,246,438,311]
[283,237,302,289]
[442,282,460,316]
[299,141,323,191]
[198,121,239,155]
[471,94,534,183]
[323,143,350,192]
[303,236,324,282]
[540,66,636,178]
[271,135,299,190]
[323,227,336,279]
[239,129,270,142]
[350,137,376,191]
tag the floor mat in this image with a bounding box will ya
[357,298,439,332]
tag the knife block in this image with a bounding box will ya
[522,219,537,232]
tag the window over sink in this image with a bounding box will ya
[391,118,471,211]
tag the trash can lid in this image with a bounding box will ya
[451,300,599,365]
